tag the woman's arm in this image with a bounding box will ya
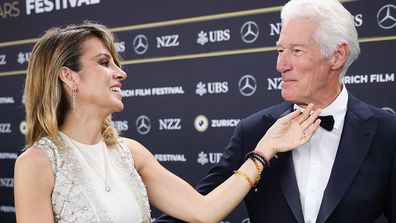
[14,147,55,223]
[129,104,321,223]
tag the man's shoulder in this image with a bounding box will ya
[348,93,396,128]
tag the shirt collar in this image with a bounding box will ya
[294,85,348,130]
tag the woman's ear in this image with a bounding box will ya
[331,43,348,71]
[59,67,78,90]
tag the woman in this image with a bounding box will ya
[14,22,321,223]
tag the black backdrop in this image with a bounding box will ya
[0,0,395,222]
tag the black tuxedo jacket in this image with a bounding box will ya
[156,93,396,223]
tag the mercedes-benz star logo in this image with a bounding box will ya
[136,115,151,135]
[240,21,259,43]
[238,75,257,96]
[133,34,149,55]
[377,4,396,29]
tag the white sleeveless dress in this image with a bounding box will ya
[34,133,151,223]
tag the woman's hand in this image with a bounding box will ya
[256,103,321,159]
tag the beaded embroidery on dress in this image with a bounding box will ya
[34,136,151,223]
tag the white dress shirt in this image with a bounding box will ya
[292,85,348,223]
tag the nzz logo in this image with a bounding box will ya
[0,123,11,133]
[157,35,180,48]
[0,54,6,65]
[159,118,182,130]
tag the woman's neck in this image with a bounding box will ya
[60,111,104,145]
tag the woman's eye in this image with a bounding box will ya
[100,61,109,67]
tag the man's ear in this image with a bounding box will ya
[59,67,78,90]
[331,43,348,71]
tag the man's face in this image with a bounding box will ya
[276,18,335,107]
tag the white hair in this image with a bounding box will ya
[281,0,360,81]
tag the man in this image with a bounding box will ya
[156,0,396,222]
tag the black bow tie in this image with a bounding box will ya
[318,115,334,131]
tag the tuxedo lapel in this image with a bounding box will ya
[266,102,304,223]
[276,152,305,223]
[316,94,378,223]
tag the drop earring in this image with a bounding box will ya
[72,86,77,111]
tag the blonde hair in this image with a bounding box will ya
[24,21,121,148]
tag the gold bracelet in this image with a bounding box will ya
[233,170,254,188]
[250,158,261,186]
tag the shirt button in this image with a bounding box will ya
[309,187,316,192]
[313,160,318,165]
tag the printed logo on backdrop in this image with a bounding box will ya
[155,154,187,162]
[0,54,6,65]
[240,21,259,43]
[195,81,228,96]
[194,115,209,132]
[121,86,184,97]
[136,115,151,135]
[0,152,18,159]
[241,218,250,223]
[0,206,15,213]
[194,115,239,132]
[0,97,15,104]
[114,41,125,53]
[197,151,222,165]
[377,4,396,29]
[19,121,27,135]
[270,22,282,36]
[0,178,14,188]
[238,75,257,96]
[197,29,230,46]
[343,73,394,84]
[133,34,149,55]
[25,0,101,15]
[157,34,180,48]
[159,118,182,130]
[112,120,128,132]
[267,77,283,90]
[0,123,12,133]
[382,107,396,115]
[17,52,31,64]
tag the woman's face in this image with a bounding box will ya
[74,36,126,115]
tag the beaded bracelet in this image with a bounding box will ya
[252,150,273,167]
[246,151,267,169]
[233,170,254,188]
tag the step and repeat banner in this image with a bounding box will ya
[0,0,395,222]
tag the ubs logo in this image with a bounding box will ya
[114,41,125,53]
[133,34,149,55]
[17,52,31,64]
[238,75,257,96]
[113,120,128,132]
[136,115,151,135]
[377,4,396,29]
[240,21,259,43]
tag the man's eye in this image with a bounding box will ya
[292,48,303,54]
